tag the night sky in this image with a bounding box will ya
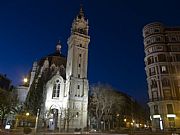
[1,0,180,104]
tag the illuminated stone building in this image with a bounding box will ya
[24,7,90,131]
[143,22,180,131]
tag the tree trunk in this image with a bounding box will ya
[63,118,66,131]
[66,120,69,132]
[97,119,101,131]
[1,112,5,128]
[108,119,110,130]
[66,109,70,132]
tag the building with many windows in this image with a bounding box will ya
[21,7,90,131]
[143,22,180,131]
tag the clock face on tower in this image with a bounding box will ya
[78,28,86,35]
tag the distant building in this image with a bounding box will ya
[143,22,180,131]
[18,7,90,131]
[16,85,29,103]
[0,74,11,90]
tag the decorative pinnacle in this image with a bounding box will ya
[77,4,84,19]
[56,40,61,53]
[57,39,61,44]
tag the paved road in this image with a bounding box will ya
[0,130,179,135]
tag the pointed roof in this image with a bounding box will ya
[47,40,64,57]
[56,40,61,53]
[77,4,85,19]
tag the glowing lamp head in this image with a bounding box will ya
[26,112,29,116]
[23,78,28,83]
[49,119,53,122]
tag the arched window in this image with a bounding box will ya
[147,56,154,65]
[162,78,170,87]
[158,54,166,62]
[151,79,157,89]
[52,79,61,98]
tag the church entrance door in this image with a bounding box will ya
[48,109,58,130]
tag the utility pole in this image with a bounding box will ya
[59,109,62,132]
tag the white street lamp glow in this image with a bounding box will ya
[26,112,29,116]
[24,78,28,83]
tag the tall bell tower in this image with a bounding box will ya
[66,6,90,130]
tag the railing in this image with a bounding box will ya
[149,97,180,102]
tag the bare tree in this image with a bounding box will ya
[0,88,19,128]
[89,83,125,130]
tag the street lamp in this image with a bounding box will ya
[23,78,28,83]
[25,112,29,126]
[23,77,28,86]
[58,108,63,133]
[35,109,40,134]
[26,112,29,116]
[124,118,127,128]
[101,121,104,131]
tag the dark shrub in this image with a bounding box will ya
[23,127,32,134]
[74,128,81,132]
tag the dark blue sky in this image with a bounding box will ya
[1,0,180,103]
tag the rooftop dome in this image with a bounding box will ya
[37,41,67,79]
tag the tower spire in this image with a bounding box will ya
[77,4,84,19]
[71,4,89,35]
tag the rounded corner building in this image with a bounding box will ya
[143,22,180,131]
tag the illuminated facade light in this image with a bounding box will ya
[153,115,161,118]
[160,120,163,130]
[49,119,53,122]
[5,125,10,129]
[167,114,176,118]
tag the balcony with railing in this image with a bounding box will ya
[149,97,180,102]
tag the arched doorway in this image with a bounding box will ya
[48,108,58,130]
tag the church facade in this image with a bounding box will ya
[25,8,90,131]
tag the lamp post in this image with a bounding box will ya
[35,109,40,134]
[23,78,28,83]
[124,118,127,127]
[26,112,29,126]
[101,121,104,131]
[23,77,28,87]
[59,109,62,132]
